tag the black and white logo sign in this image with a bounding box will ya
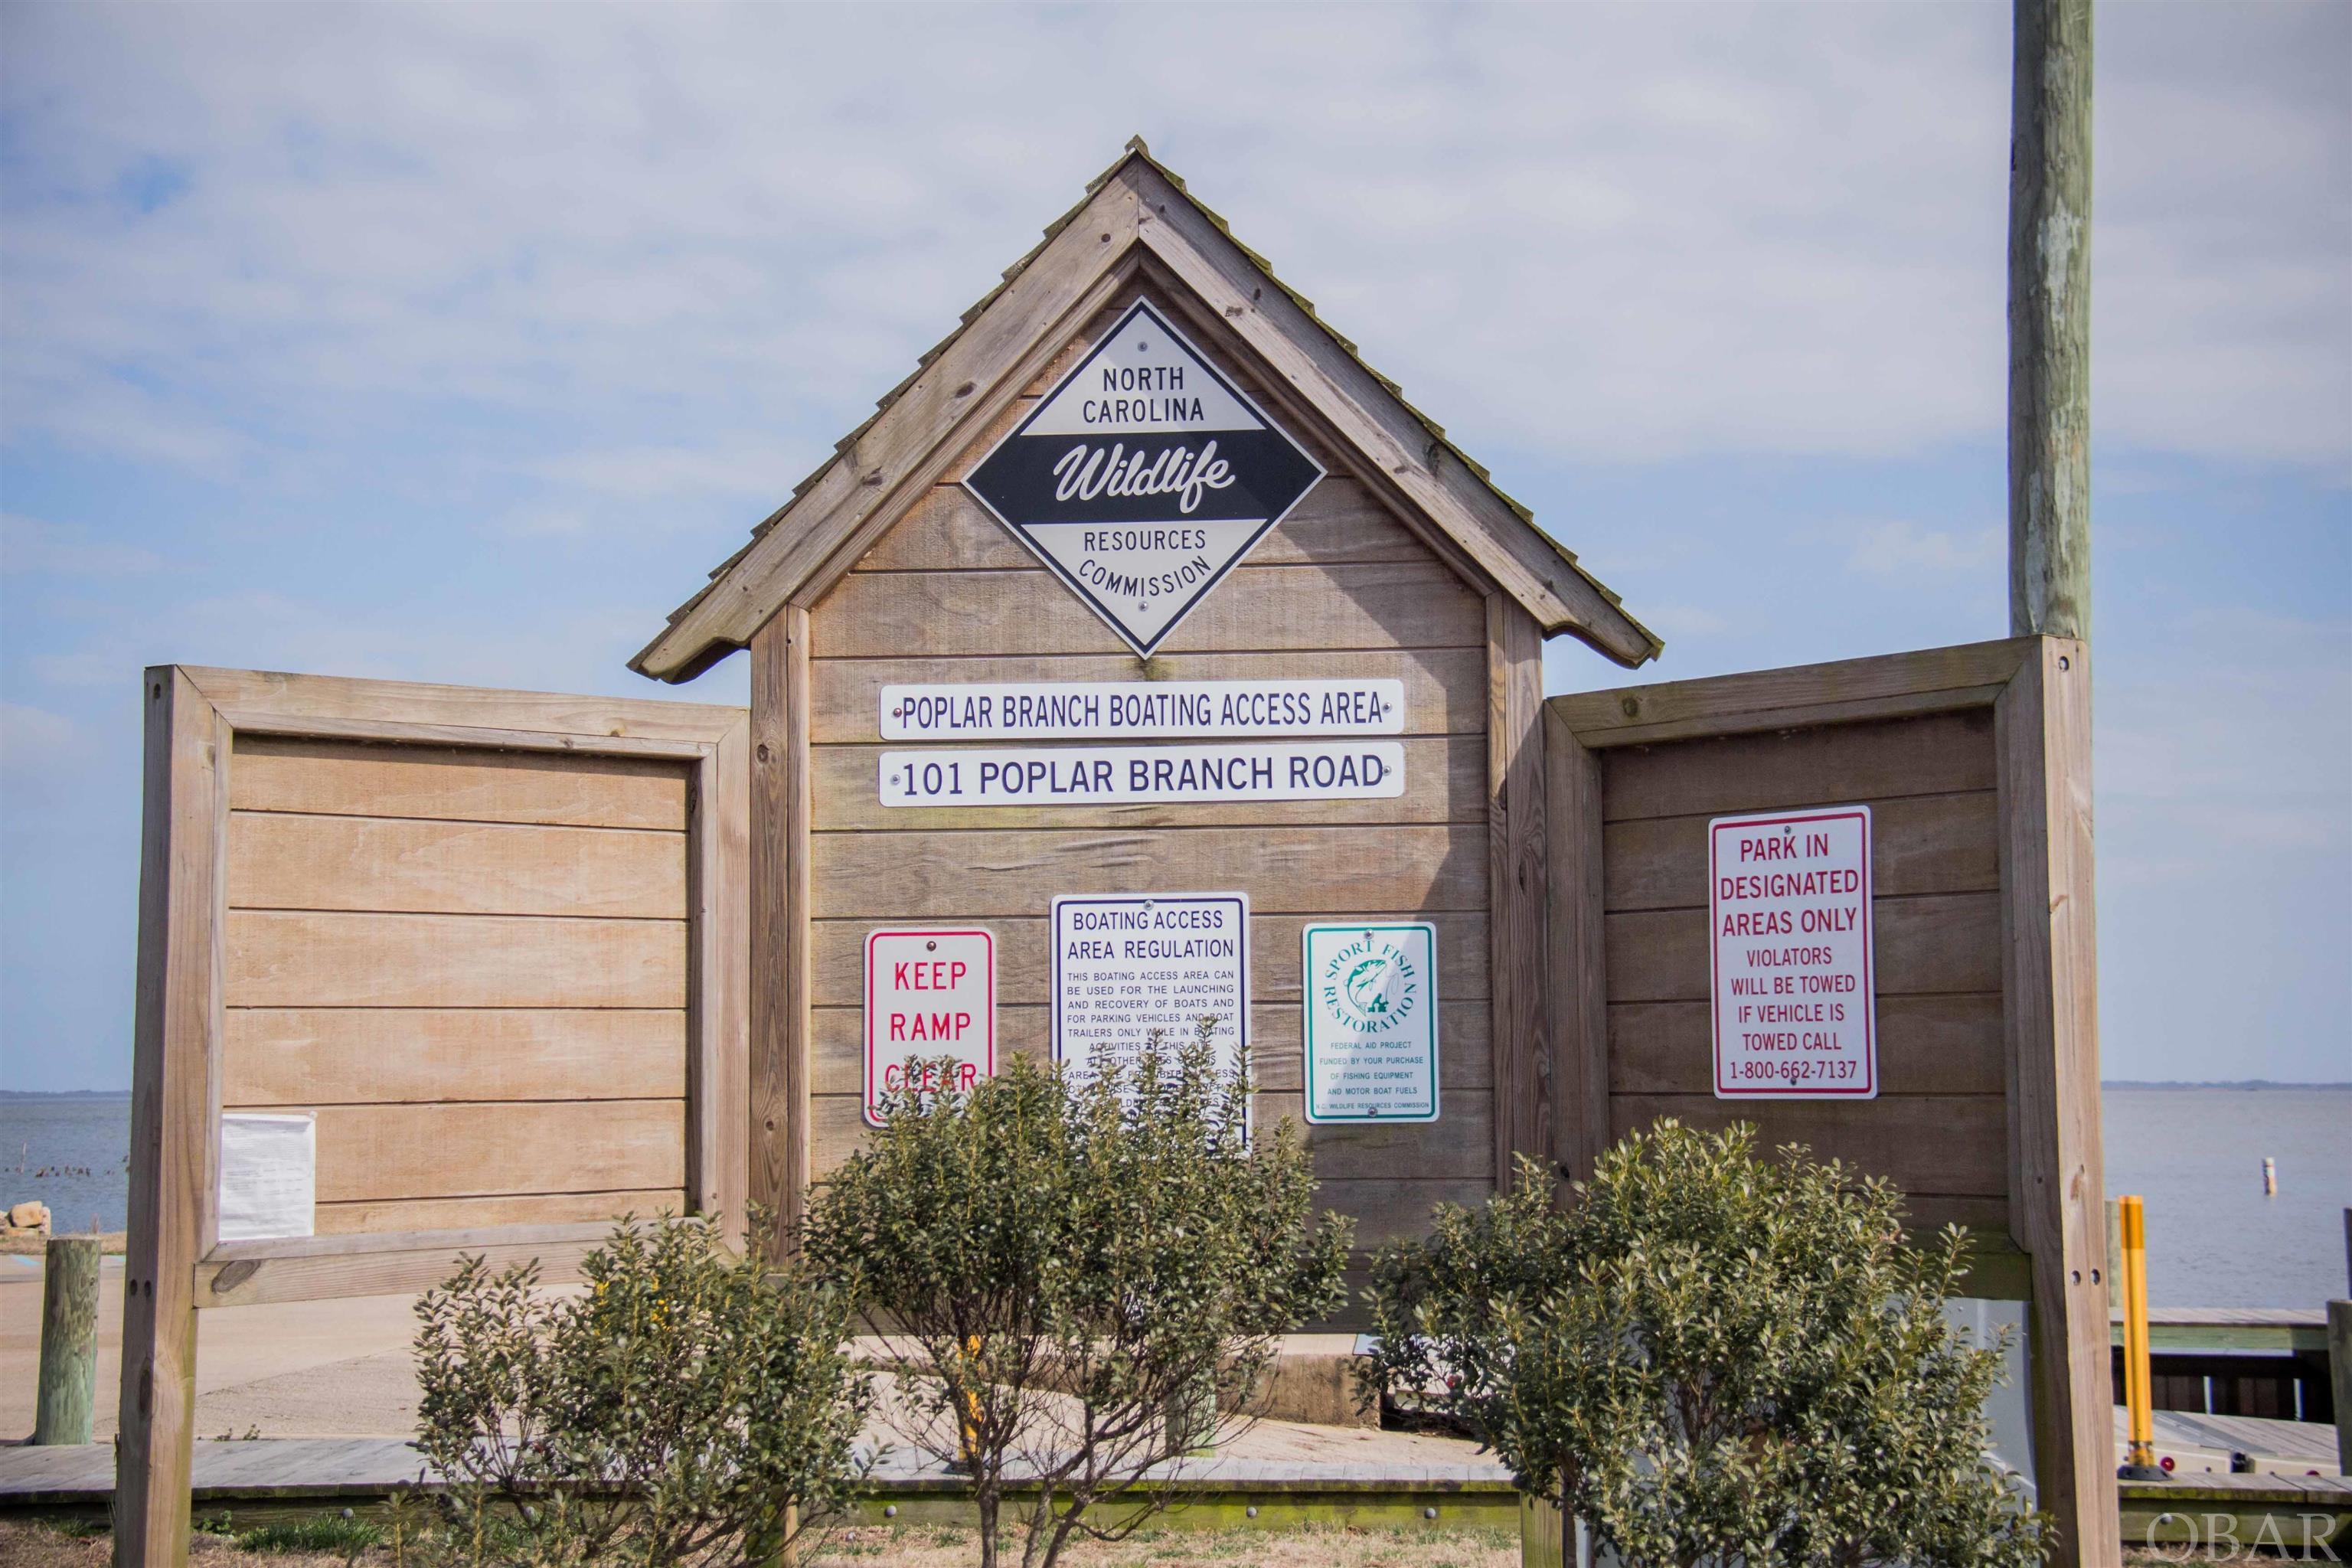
[962,299,1325,655]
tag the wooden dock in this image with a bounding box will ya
[2115,1306,2330,1353]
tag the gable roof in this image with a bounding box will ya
[631,139,1660,682]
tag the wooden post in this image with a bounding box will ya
[1520,1491,1566,1568]
[118,668,227,1568]
[2008,0,2093,640]
[33,1235,103,1445]
[749,608,812,1259]
[1488,596,1552,1191]
[2328,1299,2351,1476]
[1997,639,2117,1565]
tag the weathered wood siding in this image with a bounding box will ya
[221,737,691,1233]
[801,289,1498,1244]
[1593,709,2009,1233]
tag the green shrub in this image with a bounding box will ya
[1364,1121,2047,1568]
[805,1024,1352,1568]
[407,1211,871,1567]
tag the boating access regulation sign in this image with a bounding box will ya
[962,299,1325,655]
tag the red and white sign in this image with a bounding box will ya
[864,928,995,1126]
[1708,806,1877,1099]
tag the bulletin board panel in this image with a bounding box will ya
[117,666,748,1563]
[1545,635,2116,1564]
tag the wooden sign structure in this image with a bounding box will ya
[113,142,2114,1568]
[1547,638,2115,1562]
[632,139,1661,1254]
[116,668,749,1567]
[626,145,2112,1560]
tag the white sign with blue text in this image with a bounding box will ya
[1301,923,1439,1123]
[880,678,1404,740]
[880,742,1403,807]
[1052,893,1249,1102]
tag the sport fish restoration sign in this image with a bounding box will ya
[1709,806,1876,1099]
[865,928,996,1125]
[962,299,1324,655]
[881,742,1403,806]
[1302,923,1439,1123]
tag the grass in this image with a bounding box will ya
[5,1517,2334,1566]
[233,1518,384,1555]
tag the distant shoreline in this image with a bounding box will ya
[0,1090,132,1100]
[2100,1080,2352,1091]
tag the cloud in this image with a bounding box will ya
[2,514,165,575]
[2098,608,2352,872]
[0,0,2341,504]
[1642,604,1733,639]
[0,702,93,786]
[1845,521,2004,578]
[521,439,799,505]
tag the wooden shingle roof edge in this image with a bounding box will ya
[630,137,1662,683]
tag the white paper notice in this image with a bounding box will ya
[1052,893,1249,1097]
[217,1112,317,1241]
[1709,805,1877,1099]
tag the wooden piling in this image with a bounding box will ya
[34,1234,103,1445]
[1519,1491,1566,1568]
[2330,1300,2351,1477]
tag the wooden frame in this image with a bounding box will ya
[116,666,750,1568]
[1544,635,2115,1566]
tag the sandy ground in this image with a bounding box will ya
[2,1257,423,1441]
[0,1257,1481,1470]
[8,1253,2339,1475]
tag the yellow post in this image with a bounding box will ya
[2118,1194,2161,1477]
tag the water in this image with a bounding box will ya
[2101,1085,2350,1309]
[2,1087,2345,1305]
[0,1093,131,1233]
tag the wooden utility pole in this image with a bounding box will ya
[2009,6,2111,1564]
[2009,0,2092,639]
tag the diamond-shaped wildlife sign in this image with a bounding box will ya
[962,300,1325,655]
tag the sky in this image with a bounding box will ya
[2,2,2346,1092]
